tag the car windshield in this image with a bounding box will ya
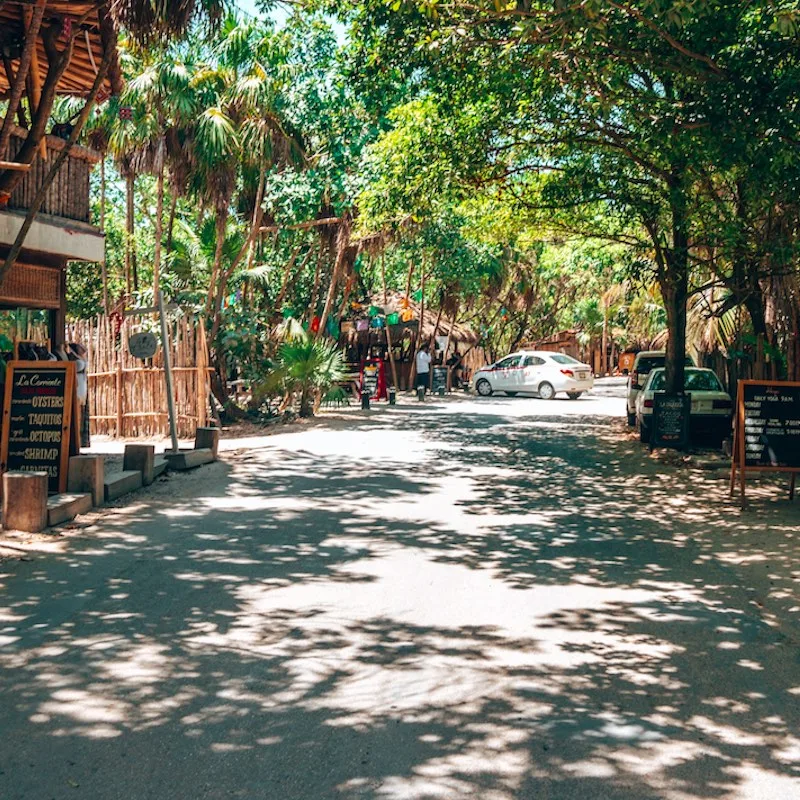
[649,369,723,392]
[549,354,582,365]
[636,355,694,373]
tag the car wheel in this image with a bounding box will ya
[567,392,582,400]
[476,379,493,397]
[627,411,636,427]
[639,420,650,443]
[538,381,556,400]
[505,391,518,397]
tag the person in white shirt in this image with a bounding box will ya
[415,342,431,393]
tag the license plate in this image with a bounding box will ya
[577,372,587,380]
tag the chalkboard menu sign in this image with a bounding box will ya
[731,380,800,507]
[1,361,76,494]
[432,366,448,395]
[650,392,690,451]
[740,382,800,468]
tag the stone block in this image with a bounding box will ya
[104,470,143,502]
[194,427,220,459]
[153,457,168,478]
[68,454,105,506]
[124,444,155,486]
[3,472,48,532]
[164,448,214,471]
[47,493,92,526]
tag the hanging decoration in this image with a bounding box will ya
[368,305,382,318]
[370,316,385,329]
[310,315,321,333]
[401,309,414,323]
[386,312,400,326]
[281,306,294,319]
[356,318,369,332]
[327,318,340,337]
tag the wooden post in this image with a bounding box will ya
[115,362,123,437]
[3,471,48,532]
[68,454,104,506]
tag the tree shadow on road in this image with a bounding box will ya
[1,401,799,799]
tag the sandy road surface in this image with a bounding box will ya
[1,391,799,799]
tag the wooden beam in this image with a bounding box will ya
[0,160,31,171]
[258,217,342,234]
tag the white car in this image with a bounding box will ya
[635,367,733,444]
[472,350,594,399]
[626,350,695,426]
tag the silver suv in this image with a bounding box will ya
[626,350,695,425]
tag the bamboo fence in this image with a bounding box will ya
[66,312,211,439]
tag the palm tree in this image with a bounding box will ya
[258,337,346,417]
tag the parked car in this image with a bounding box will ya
[471,351,594,399]
[626,350,695,426]
[635,367,733,444]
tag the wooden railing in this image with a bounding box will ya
[3,126,100,224]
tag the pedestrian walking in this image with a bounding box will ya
[415,342,431,393]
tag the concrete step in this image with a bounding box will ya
[47,493,92,527]
[153,457,168,478]
[104,470,143,502]
[164,448,214,471]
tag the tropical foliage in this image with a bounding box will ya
[32,0,800,409]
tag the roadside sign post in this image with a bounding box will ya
[157,291,180,453]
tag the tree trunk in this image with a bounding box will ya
[165,189,178,260]
[125,173,138,294]
[153,163,165,301]
[409,266,427,387]
[306,243,325,321]
[205,208,228,319]
[99,156,109,314]
[601,303,609,376]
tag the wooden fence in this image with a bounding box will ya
[66,312,211,439]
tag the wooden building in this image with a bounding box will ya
[0,0,120,349]
[339,292,486,390]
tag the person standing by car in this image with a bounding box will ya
[415,342,431,393]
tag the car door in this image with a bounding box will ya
[522,355,545,391]
[492,355,523,391]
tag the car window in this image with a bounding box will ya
[684,371,723,391]
[649,369,722,392]
[496,356,522,369]
[524,356,545,367]
[549,354,581,365]
[636,354,694,373]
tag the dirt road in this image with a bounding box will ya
[1,393,799,799]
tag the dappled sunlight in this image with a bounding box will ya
[1,397,799,798]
